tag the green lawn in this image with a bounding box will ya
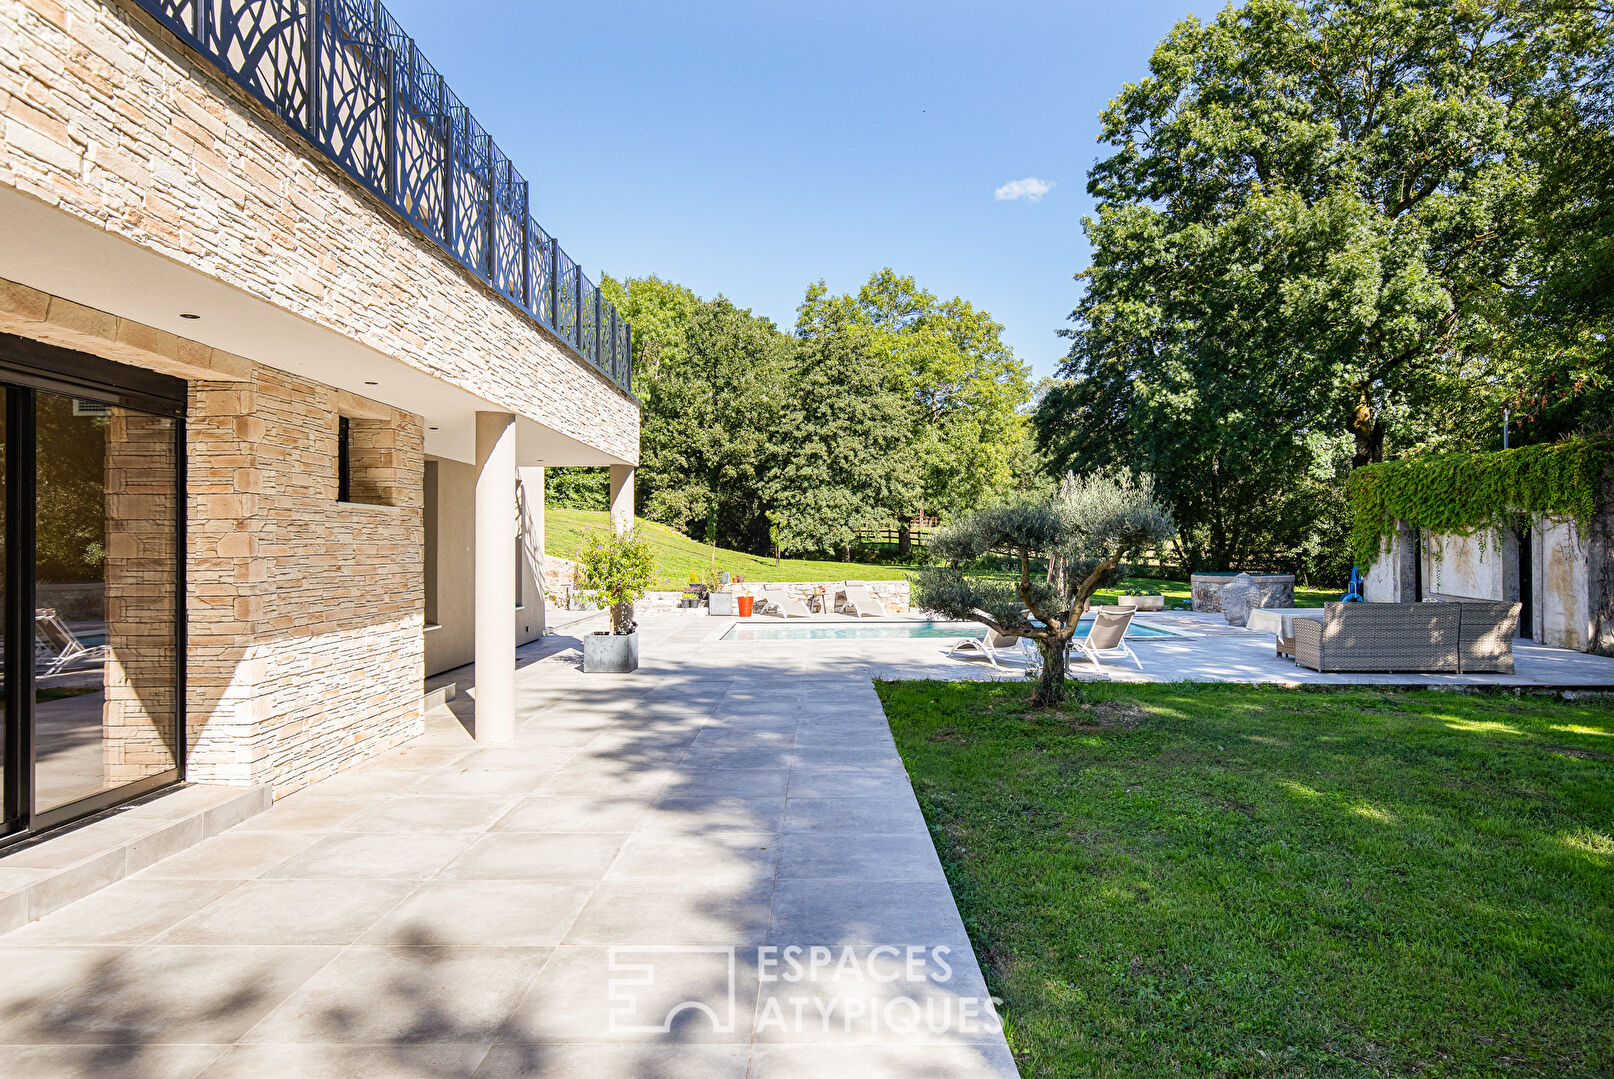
[878,681,1614,1077]
[543,508,916,590]
[1090,575,1342,609]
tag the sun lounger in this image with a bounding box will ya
[1075,606,1141,672]
[35,608,110,675]
[760,584,813,618]
[842,583,887,618]
[947,615,1021,669]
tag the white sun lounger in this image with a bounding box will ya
[1076,606,1142,672]
[842,583,887,618]
[760,584,813,618]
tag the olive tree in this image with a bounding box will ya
[913,472,1174,706]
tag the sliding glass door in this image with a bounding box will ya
[1,335,185,843]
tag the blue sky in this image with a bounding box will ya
[383,0,1206,379]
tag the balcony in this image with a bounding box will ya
[128,0,632,395]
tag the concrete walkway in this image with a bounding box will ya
[0,616,1015,1078]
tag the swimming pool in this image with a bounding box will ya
[719,619,1187,642]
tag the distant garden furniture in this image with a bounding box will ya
[1076,606,1142,673]
[760,585,812,619]
[1292,600,1521,674]
[35,608,109,676]
[947,618,1022,670]
[1118,595,1165,611]
[842,583,888,618]
[1246,607,1326,658]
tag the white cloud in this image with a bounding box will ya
[994,177,1055,202]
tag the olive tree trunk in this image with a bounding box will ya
[1031,636,1070,706]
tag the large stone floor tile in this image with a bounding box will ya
[437,833,629,880]
[490,795,649,833]
[342,795,520,833]
[604,832,777,886]
[228,794,378,833]
[0,1043,226,1079]
[636,797,785,834]
[241,945,550,1044]
[783,795,927,834]
[768,881,972,950]
[361,881,594,946]
[262,832,475,880]
[677,745,796,770]
[474,1043,750,1078]
[786,767,911,799]
[563,882,772,946]
[0,946,123,1026]
[156,879,417,945]
[497,945,759,1044]
[749,1041,1018,1078]
[658,770,790,800]
[199,1043,491,1078]
[4,878,241,945]
[534,768,674,799]
[133,831,322,880]
[0,945,337,1044]
[794,725,896,747]
[777,834,945,882]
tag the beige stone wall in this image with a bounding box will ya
[102,408,181,784]
[0,0,638,462]
[187,364,424,796]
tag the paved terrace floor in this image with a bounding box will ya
[0,614,1017,1079]
[2,609,1610,1079]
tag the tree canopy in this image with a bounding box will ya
[1037,0,1614,575]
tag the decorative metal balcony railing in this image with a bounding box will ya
[130,0,632,394]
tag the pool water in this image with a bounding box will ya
[719,619,1184,642]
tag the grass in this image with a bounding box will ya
[1090,575,1342,609]
[877,681,1614,1077]
[544,508,917,590]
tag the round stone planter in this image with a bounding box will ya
[1190,572,1295,613]
[583,631,640,673]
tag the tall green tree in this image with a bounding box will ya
[798,271,1032,533]
[642,296,789,548]
[767,328,921,559]
[1038,0,1610,572]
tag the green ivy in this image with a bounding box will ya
[1347,438,1614,568]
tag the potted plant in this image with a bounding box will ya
[574,528,655,673]
[704,563,737,617]
[733,574,754,617]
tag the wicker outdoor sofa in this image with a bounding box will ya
[1292,601,1522,674]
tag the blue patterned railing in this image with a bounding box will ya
[129,0,632,394]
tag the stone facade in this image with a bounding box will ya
[0,0,637,463]
[186,364,425,796]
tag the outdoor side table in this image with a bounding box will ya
[1247,607,1326,658]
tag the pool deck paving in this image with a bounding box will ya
[0,614,1018,1079]
[1,608,1609,1078]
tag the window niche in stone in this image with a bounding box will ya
[335,413,399,507]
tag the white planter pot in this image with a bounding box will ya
[708,592,736,617]
[583,631,640,674]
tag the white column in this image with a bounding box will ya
[518,465,545,636]
[608,463,635,536]
[474,411,516,743]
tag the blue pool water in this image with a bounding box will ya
[720,619,1184,642]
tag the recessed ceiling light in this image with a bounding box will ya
[363,380,379,386]
[179,313,200,320]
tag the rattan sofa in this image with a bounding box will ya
[1292,601,1521,674]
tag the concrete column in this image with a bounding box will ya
[518,465,545,637]
[474,412,516,743]
[609,464,635,536]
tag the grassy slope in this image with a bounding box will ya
[544,508,916,590]
[879,681,1614,1077]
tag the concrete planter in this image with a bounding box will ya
[583,631,640,673]
[708,592,737,617]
